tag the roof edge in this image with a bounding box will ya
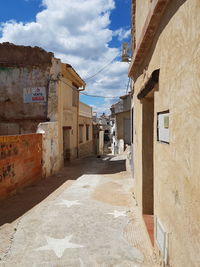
[128,0,170,78]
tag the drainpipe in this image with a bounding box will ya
[77,92,80,158]
[77,86,85,158]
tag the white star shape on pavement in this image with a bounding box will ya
[56,199,82,208]
[36,235,85,258]
[108,210,127,218]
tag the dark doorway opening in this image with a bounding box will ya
[63,127,71,162]
[142,95,154,245]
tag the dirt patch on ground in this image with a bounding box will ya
[0,221,18,260]
[103,171,128,180]
[92,181,131,206]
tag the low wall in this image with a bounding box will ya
[0,134,42,200]
[79,140,93,158]
[37,122,63,177]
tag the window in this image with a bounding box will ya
[72,88,79,107]
[86,125,89,141]
[79,125,84,143]
[157,111,170,144]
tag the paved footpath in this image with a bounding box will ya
[0,154,158,267]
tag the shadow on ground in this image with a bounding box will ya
[0,155,126,226]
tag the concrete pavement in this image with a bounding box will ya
[0,154,158,266]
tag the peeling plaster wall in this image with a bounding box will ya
[0,43,53,68]
[0,44,56,135]
[0,134,42,200]
[0,66,50,134]
[48,58,61,122]
[132,0,200,266]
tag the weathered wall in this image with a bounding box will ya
[59,65,85,161]
[0,43,53,68]
[0,43,54,135]
[79,140,93,158]
[132,0,200,266]
[78,115,93,158]
[48,58,61,122]
[37,122,62,177]
[60,79,78,161]
[116,111,130,140]
[0,66,50,134]
[0,134,42,200]
[98,130,104,155]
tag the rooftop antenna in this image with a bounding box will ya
[121,42,131,62]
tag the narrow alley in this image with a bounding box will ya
[0,154,157,267]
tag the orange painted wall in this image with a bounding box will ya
[0,134,42,200]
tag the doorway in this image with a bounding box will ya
[63,127,71,162]
[142,96,154,244]
[124,118,131,145]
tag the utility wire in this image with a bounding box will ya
[57,77,121,99]
[83,52,121,81]
[126,77,131,94]
[80,92,121,99]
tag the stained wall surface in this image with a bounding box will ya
[0,134,42,200]
[0,67,50,134]
[132,0,200,266]
[37,122,62,177]
[0,43,54,135]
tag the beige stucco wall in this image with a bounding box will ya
[58,64,82,161]
[79,102,93,118]
[132,0,200,266]
[135,0,151,44]
[37,122,63,177]
[60,82,78,160]
[116,111,130,140]
[78,115,93,158]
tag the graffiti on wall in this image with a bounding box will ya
[0,134,42,199]
[0,143,19,160]
[0,136,19,143]
[0,163,15,182]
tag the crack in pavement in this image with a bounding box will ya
[0,219,22,261]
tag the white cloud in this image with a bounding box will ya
[0,0,129,113]
[113,28,131,41]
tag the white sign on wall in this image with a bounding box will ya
[155,216,168,265]
[157,111,169,143]
[23,87,46,103]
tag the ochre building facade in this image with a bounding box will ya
[0,43,87,197]
[78,102,93,158]
[129,1,200,266]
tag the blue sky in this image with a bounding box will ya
[0,0,131,115]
